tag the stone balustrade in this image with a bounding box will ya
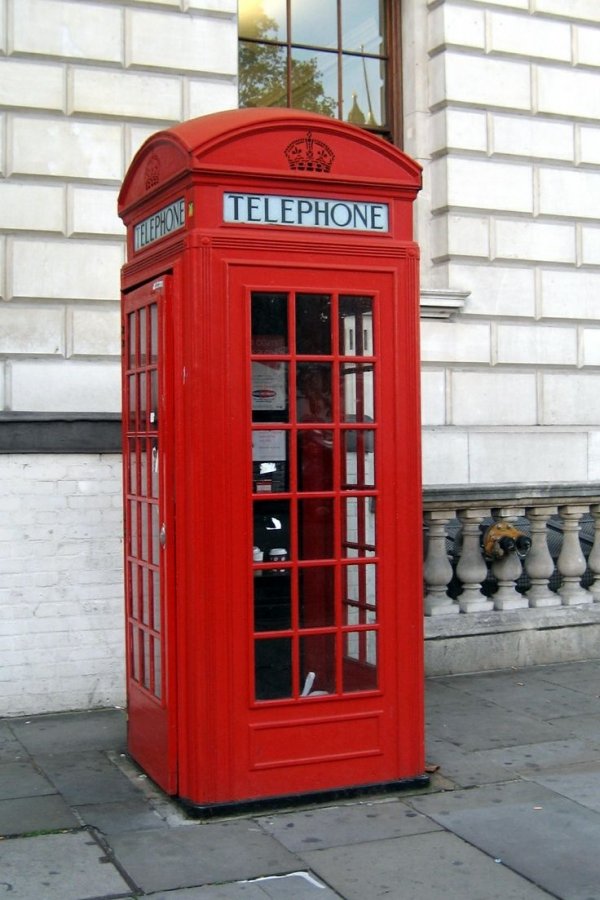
[423,484,600,617]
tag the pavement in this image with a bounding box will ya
[2,659,600,900]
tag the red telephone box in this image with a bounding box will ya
[118,108,425,813]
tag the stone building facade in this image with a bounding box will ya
[1,0,599,714]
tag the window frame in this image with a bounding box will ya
[238,0,403,148]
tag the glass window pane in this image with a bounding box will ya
[291,48,338,117]
[239,40,288,108]
[143,631,151,689]
[341,363,374,421]
[252,361,288,420]
[129,563,139,620]
[342,0,384,54]
[343,430,375,487]
[255,637,292,700]
[297,363,332,422]
[152,570,161,632]
[141,502,149,562]
[301,633,335,695]
[300,566,335,627]
[150,304,158,363]
[128,438,137,494]
[296,293,331,355]
[151,439,159,498]
[128,312,136,369]
[299,498,334,560]
[254,499,290,565]
[151,503,160,566]
[339,296,373,356]
[153,637,162,699]
[139,307,147,365]
[344,563,377,613]
[239,0,287,41]
[343,632,378,692]
[139,440,148,497]
[253,430,288,493]
[252,293,288,354]
[291,0,337,48]
[131,625,140,681]
[128,375,137,430]
[129,501,139,558]
[254,571,291,631]
[142,568,150,626]
[139,372,147,430]
[298,428,334,491]
[150,370,158,430]
[342,54,385,128]
[343,496,376,558]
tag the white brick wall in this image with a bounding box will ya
[0,454,125,716]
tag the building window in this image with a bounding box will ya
[238,0,402,145]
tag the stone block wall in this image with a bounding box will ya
[404,0,600,486]
[0,0,237,714]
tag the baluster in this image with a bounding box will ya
[424,510,458,616]
[525,505,561,608]
[490,508,528,610]
[456,508,493,613]
[557,504,593,606]
[587,503,600,603]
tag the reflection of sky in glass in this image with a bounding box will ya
[239,0,287,40]
[291,48,338,116]
[343,56,385,127]
[291,0,337,48]
[341,0,384,54]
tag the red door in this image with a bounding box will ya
[225,262,423,800]
[122,277,177,793]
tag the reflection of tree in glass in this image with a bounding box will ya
[239,9,336,117]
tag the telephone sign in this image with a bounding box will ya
[119,108,425,814]
[223,192,389,231]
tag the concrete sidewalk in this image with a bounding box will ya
[2,659,600,899]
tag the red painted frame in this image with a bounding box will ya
[119,109,423,809]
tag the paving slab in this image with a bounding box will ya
[527,661,600,696]
[145,872,342,898]
[0,793,79,836]
[546,712,600,741]
[0,759,55,800]
[435,670,600,719]
[0,830,132,899]
[8,708,126,755]
[426,681,559,750]
[483,737,600,775]
[426,736,512,788]
[525,760,600,813]
[256,797,440,852]
[409,780,600,900]
[0,722,26,762]
[108,820,300,894]
[35,749,141,805]
[75,796,168,833]
[299,830,553,899]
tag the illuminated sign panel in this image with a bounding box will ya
[134,198,185,251]
[223,192,389,233]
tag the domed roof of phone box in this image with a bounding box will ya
[119,107,421,214]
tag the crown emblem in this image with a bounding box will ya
[144,154,160,190]
[284,131,335,173]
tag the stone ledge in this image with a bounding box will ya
[425,604,600,640]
